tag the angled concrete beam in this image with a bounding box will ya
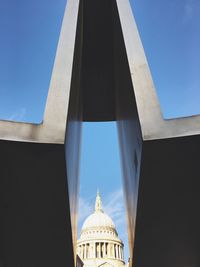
[0,0,80,144]
[117,0,200,141]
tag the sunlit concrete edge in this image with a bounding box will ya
[117,0,200,141]
[0,0,80,144]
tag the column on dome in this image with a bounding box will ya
[88,243,90,258]
[83,244,85,259]
[103,243,105,257]
[94,242,97,258]
[118,245,122,260]
[81,245,84,259]
[90,242,94,258]
[120,246,123,260]
[121,246,124,260]
[85,244,87,259]
[99,242,101,258]
[94,243,96,258]
[100,243,101,258]
[97,242,99,258]
[86,243,89,258]
[106,243,109,257]
[111,243,114,258]
[100,242,101,258]
[116,244,119,259]
[99,243,101,258]
[101,242,103,258]
[84,244,87,259]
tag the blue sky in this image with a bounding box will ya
[130,0,200,118]
[0,0,200,264]
[78,122,129,261]
[0,0,67,123]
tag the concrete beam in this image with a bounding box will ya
[0,0,80,144]
[116,0,200,141]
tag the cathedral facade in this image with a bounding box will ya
[77,192,126,267]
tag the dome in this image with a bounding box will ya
[81,191,115,231]
[82,211,115,230]
[77,191,125,267]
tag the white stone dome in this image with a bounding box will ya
[82,211,115,230]
[80,191,118,240]
[77,191,125,267]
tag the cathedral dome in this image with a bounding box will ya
[77,191,125,267]
[81,191,116,234]
[82,208,115,230]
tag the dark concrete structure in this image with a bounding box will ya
[0,0,199,267]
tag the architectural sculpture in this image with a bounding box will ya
[0,0,199,266]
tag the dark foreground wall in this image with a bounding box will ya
[133,136,200,267]
[0,141,74,267]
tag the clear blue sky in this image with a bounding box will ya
[0,0,67,123]
[0,0,199,264]
[130,0,200,118]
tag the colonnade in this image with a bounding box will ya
[78,242,124,261]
